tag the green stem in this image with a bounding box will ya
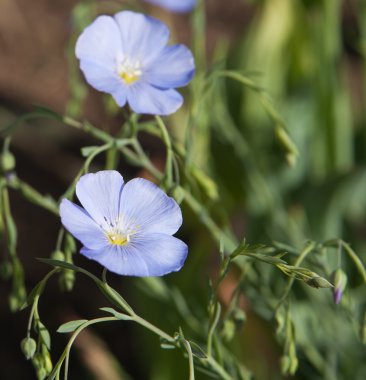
[49,317,119,380]
[132,315,174,342]
[7,178,59,216]
[341,241,366,283]
[155,116,174,187]
[205,356,234,380]
[62,117,113,143]
[182,340,195,380]
[207,302,221,357]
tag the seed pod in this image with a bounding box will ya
[20,337,37,360]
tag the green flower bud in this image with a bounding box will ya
[20,337,37,360]
[0,151,16,173]
[60,269,75,292]
[51,250,65,261]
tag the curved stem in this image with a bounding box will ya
[182,340,195,380]
[340,241,366,283]
[49,317,119,380]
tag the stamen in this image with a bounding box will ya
[107,233,128,246]
[117,58,142,85]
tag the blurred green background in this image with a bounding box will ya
[1,0,366,379]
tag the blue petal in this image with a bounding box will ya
[79,60,123,95]
[80,233,188,276]
[120,178,182,235]
[60,199,107,249]
[144,0,196,13]
[76,15,122,67]
[76,16,123,93]
[146,44,195,88]
[114,11,170,65]
[76,170,124,228]
[127,82,183,115]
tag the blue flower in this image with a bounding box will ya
[60,171,188,276]
[144,0,196,13]
[76,11,195,115]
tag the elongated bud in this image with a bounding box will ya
[305,276,333,289]
[41,344,53,374]
[330,269,347,304]
[21,337,37,360]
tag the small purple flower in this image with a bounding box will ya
[144,0,196,13]
[76,11,195,115]
[60,171,188,276]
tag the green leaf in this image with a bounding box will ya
[245,252,287,265]
[188,340,207,359]
[160,343,176,350]
[37,258,80,272]
[99,307,132,320]
[57,319,88,333]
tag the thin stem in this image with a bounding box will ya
[155,116,174,188]
[130,140,163,180]
[62,117,113,143]
[341,241,366,283]
[182,340,195,380]
[55,229,65,251]
[132,315,174,342]
[205,356,234,380]
[102,267,108,283]
[6,178,59,216]
[51,317,118,380]
[207,302,221,357]
[27,296,39,338]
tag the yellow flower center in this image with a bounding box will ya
[107,233,129,246]
[119,71,140,85]
[117,58,142,85]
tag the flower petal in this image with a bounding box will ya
[120,178,182,235]
[79,60,123,94]
[144,0,196,13]
[76,15,122,67]
[60,199,107,249]
[80,233,188,276]
[146,44,195,88]
[114,11,170,65]
[76,170,124,227]
[127,82,183,115]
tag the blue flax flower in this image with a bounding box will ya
[144,0,196,13]
[60,171,188,276]
[76,11,195,115]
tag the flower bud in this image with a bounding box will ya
[20,337,37,360]
[330,269,347,304]
[51,250,65,261]
[0,151,16,173]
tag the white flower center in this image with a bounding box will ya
[102,216,137,246]
[117,58,142,85]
